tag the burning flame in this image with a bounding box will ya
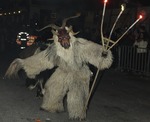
[121,4,125,11]
[104,0,108,3]
[139,15,143,19]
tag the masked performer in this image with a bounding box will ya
[5,14,113,120]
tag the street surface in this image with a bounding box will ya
[0,51,150,122]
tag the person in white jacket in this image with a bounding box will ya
[133,25,148,53]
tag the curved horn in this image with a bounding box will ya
[37,13,81,32]
[67,26,80,35]
[36,24,61,32]
[61,13,81,28]
[72,31,80,35]
[51,29,58,35]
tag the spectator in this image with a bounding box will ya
[133,25,148,53]
[133,25,149,73]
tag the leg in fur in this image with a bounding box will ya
[36,79,45,97]
[67,76,90,120]
[41,68,69,113]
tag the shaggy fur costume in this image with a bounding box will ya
[5,27,113,120]
[18,44,56,97]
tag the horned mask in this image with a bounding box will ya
[37,14,80,49]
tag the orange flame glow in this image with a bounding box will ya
[139,15,143,19]
[104,0,108,3]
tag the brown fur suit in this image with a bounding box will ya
[5,26,113,120]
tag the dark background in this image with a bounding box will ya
[0,0,150,10]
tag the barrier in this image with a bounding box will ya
[114,46,150,74]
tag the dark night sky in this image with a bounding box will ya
[0,0,150,10]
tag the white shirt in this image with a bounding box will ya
[134,40,148,53]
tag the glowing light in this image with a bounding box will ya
[0,10,23,16]
[101,0,108,47]
[104,0,108,3]
[108,4,126,40]
[108,17,141,50]
[139,15,143,19]
[121,4,125,11]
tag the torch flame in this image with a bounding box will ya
[139,15,143,19]
[85,0,144,115]
[121,4,125,11]
[104,0,108,3]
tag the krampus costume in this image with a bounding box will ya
[5,14,113,120]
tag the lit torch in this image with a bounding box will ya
[101,0,108,47]
[108,4,125,39]
[85,1,143,114]
[105,4,126,49]
[108,14,143,50]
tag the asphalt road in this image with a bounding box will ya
[0,51,150,122]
